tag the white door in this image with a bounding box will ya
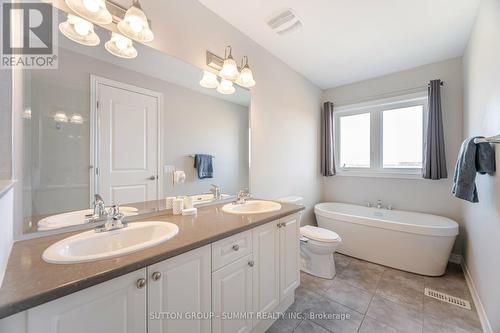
[26,269,147,333]
[252,221,280,326]
[148,246,211,333]
[212,254,253,333]
[279,213,300,301]
[96,81,159,205]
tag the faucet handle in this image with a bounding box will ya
[109,205,124,220]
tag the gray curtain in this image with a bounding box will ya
[423,79,447,179]
[321,102,336,176]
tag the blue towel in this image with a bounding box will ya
[194,154,214,179]
[452,137,495,203]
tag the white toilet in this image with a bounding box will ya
[277,196,342,280]
[299,225,342,279]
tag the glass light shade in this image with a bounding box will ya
[105,33,138,59]
[65,0,112,25]
[199,71,219,89]
[219,56,239,81]
[54,112,68,123]
[117,3,154,42]
[236,65,256,88]
[217,79,236,95]
[70,113,84,124]
[59,14,100,46]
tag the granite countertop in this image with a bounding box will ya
[0,200,304,319]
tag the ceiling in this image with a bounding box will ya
[198,0,480,89]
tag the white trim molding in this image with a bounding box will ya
[461,260,493,333]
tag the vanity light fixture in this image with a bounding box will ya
[117,0,154,42]
[217,79,236,95]
[70,113,84,124]
[199,71,219,89]
[65,0,112,25]
[105,32,138,59]
[59,14,100,46]
[236,56,255,88]
[53,112,69,123]
[219,46,240,81]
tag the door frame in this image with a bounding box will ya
[89,75,164,206]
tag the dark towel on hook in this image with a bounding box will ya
[194,154,214,179]
[452,137,495,203]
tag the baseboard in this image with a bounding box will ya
[461,260,493,333]
[448,253,463,264]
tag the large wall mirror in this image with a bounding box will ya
[22,7,250,234]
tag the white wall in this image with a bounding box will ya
[462,0,500,331]
[136,0,322,224]
[322,58,465,252]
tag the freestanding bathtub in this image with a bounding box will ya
[314,202,459,276]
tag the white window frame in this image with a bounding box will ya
[334,92,428,179]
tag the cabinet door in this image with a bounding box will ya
[212,254,253,333]
[279,213,300,301]
[148,245,211,333]
[27,269,147,333]
[252,221,280,325]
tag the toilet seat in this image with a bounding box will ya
[300,225,340,243]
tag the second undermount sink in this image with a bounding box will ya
[221,200,282,215]
[42,222,179,264]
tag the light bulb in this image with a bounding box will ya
[54,112,68,123]
[114,36,129,50]
[82,0,100,13]
[73,19,91,36]
[126,16,143,33]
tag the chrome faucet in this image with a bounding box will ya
[235,188,251,204]
[376,200,383,209]
[95,205,127,233]
[85,194,108,222]
[210,184,222,200]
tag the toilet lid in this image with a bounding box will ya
[300,225,340,243]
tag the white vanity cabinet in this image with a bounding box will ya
[148,245,212,333]
[25,269,147,333]
[212,213,301,333]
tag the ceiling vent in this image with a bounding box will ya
[267,9,302,35]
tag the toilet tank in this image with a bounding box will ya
[277,196,303,205]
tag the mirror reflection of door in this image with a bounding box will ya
[92,77,160,206]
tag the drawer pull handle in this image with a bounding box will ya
[232,244,240,251]
[248,260,254,267]
[152,272,162,281]
[136,278,146,289]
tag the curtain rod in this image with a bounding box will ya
[334,80,445,107]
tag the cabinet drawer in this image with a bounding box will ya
[211,230,252,271]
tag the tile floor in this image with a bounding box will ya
[267,253,483,333]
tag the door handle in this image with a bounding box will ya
[148,175,156,180]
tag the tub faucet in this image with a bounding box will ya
[376,200,383,209]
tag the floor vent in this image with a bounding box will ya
[424,288,471,310]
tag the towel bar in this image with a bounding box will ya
[474,135,500,144]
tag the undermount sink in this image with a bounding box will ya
[42,222,179,264]
[221,200,282,215]
[37,207,139,231]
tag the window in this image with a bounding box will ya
[335,93,427,178]
[339,113,370,168]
